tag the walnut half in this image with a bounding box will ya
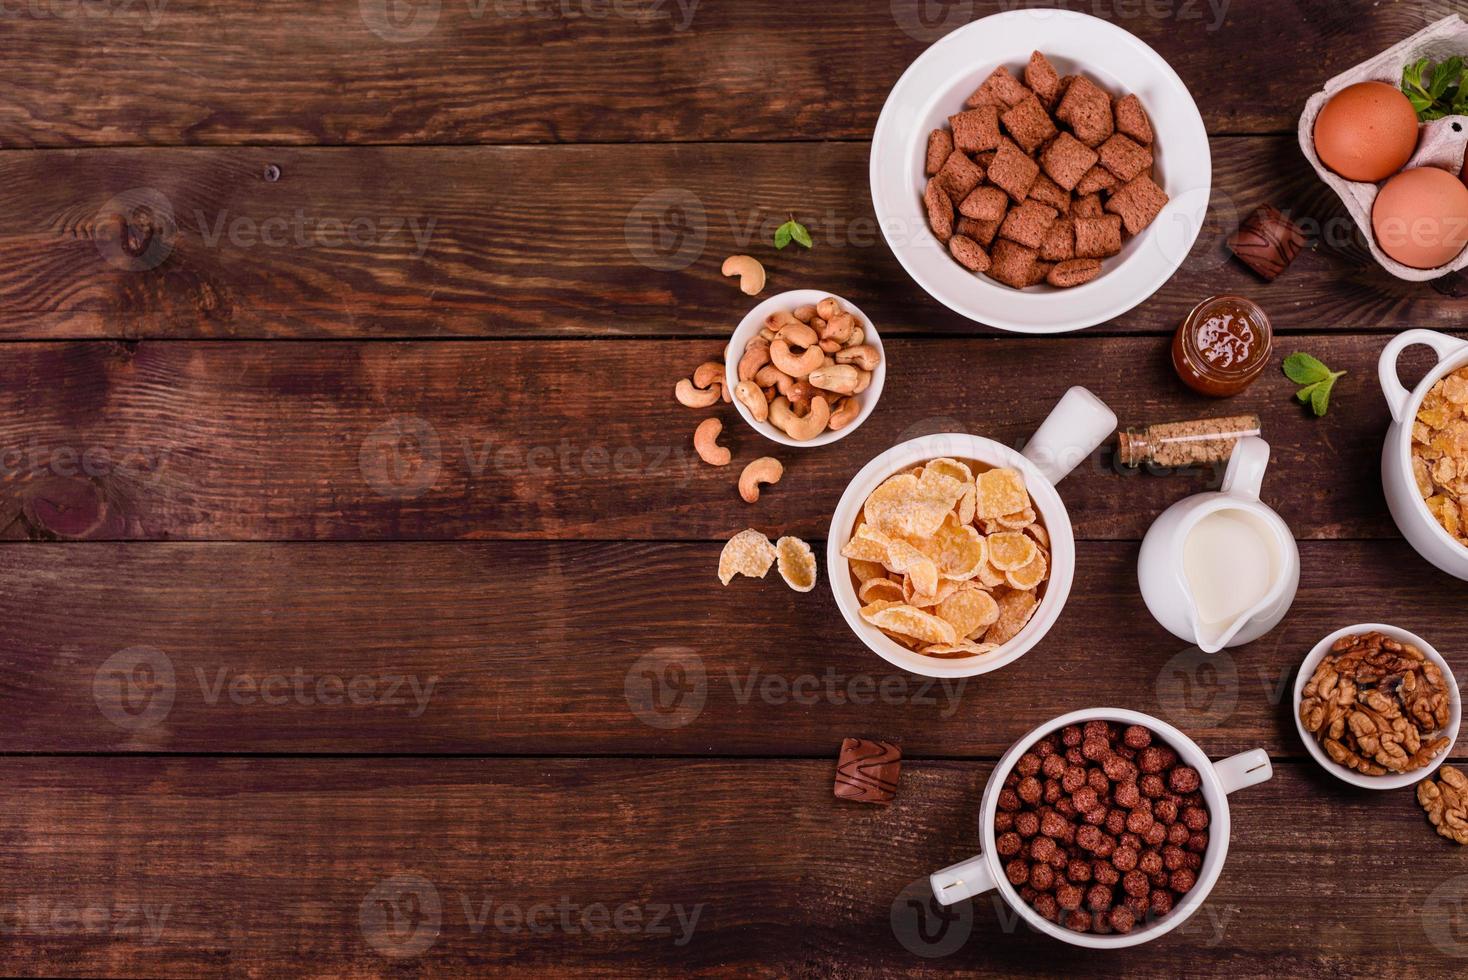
[1418,766,1468,846]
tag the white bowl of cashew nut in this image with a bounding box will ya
[724,290,886,448]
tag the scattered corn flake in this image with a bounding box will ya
[987,531,1038,571]
[719,528,777,585]
[934,587,1001,638]
[985,589,1039,645]
[866,603,959,646]
[975,467,1029,519]
[860,577,906,603]
[776,536,817,593]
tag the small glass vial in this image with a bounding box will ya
[1118,415,1262,469]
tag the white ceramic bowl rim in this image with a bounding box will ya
[1387,339,1468,555]
[975,708,1235,949]
[869,8,1212,333]
[1292,623,1462,790]
[826,434,1075,679]
[723,290,887,449]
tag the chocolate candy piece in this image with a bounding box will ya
[834,738,901,805]
[1229,204,1306,281]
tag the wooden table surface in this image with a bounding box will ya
[2,1,1467,975]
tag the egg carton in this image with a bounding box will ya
[1298,13,1468,282]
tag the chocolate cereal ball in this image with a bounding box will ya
[1067,860,1093,884]
[1033,893,1060,921]
[1031,863,1057,891]
[1016,753,1042,777]
[1042,754,1067,779]
[1168,766,1201,794]
[1122,869,1149,897]
[1006,859,1030,885]
[1056,883,1083,910]
[1149,889,1174,916]
[1138,850,1163,875]
[994,811,1015,833]
[1031,835,1057,863]
[1093,862,1120,886]
[1168,822,1191,846]
[1143,823,1168,847]
[1123,725,1152,749]
[1187,831,1210,854]
[1086,884,1113,912]
[1109,907,1136,933]
[1066,908,1092,933]
[1076,825,1102,851]
[1182,806,1209,831]
[997,832,1022,857]
[1016,812,1040,838]
[1152,798,1178,824]
[1018,776,1043,804]
[999,788,1022,811]
[1140,774,1166,798]
[1171,868,1197,894]
[1112,846,1138,872]
[1126,809,1155,835]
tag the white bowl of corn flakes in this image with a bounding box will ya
[827,389,1116,678]
[1380,329,1468,580]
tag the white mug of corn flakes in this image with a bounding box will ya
[827,387,1117,678]
[1380,329,1468,580]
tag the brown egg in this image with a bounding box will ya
[1373,167,1468,270]
[1314,81,1420,182]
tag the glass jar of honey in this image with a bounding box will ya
[1171,295,1273,397]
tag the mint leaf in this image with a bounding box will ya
[775,216,812,250]
[1310,380,1332,417]
[789,221,813,248]
[1295,381,1322,405]
[1283,352,1331,385]
[774,223,792,249]
[1402,56,1468,120]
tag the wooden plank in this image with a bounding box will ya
[0,1,1449,147]
[0,758,1458,977]
[0,333,1437,542]
[1,538,1462,757]
[0,138,1460,339]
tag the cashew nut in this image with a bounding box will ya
[808,364,861,395]
[737,341,771,382]
[786,378,819,413]
[765,312,801,333]
[756,364,790,390]
[770,338,824,378]
[835,344,880,372]
[769,395,831,441]
[693,418,731,466]
[676,378,722,408]
[734,380,769,422]
[776,321,819,349]
[758,327,776,342]
[847,325,865,348]
[793,305,817,324]
[819,339,842,354]
[816,297,841,321]
[853,369,872,394]
[722,254,766,296]
[692,361,724,390]
[739,456,784,503]
[829,396,861,431]
[820,313,855,345]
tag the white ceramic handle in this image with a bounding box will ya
[1213,748,1273,794]
[1021,386,1117,486]
[1220,436,1270,502]
[1378,330,1468,424]
[930,854,996,907]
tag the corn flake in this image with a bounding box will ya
[922,640,1000,658]
[1005,550,1048,591]
[987,531,1038,571]
[719,529,777,585]
[776,536,817,593]
[975,467,1029,519]
[934,587,1001,639]
[849,559,887,584]
[985,589,1039,645]
[865,603,959,646]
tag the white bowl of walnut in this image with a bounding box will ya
[1294,624,1461,791]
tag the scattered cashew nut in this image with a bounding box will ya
[722,255,766,296]
[739,456,784,503]
[693,418,731,466]
[676,378,721,408]
[692,361,724,390]
[734,380,769,422]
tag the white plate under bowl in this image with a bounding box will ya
[723,290,886,449]
[870,8,1212,334]
[1293,623,1461,790]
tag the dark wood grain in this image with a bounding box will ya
[0,138,1459,339]
[1,538,1462,758]
[0,0,1452,147]
[0,333,1442,542]
[0,758,1459,977]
